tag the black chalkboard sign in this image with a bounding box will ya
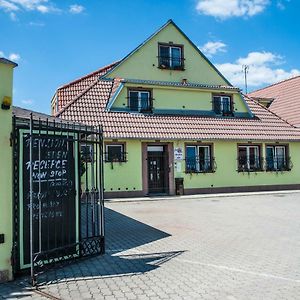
[22,133,76,265]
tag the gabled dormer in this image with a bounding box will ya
[103,19,230,85]
[104,20,252,119]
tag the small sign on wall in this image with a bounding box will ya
[174,147,183,160]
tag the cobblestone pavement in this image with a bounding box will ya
[1,192,300,299]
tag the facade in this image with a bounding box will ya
[0,58,17,282]
[52,20,300,198]
[249,75,300,127]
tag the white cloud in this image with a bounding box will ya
[8,53,20,61]
[21,99,34,105]
[196,0,269,19]
[200,41,227,57]
[0,50,21,61]
[0,0,18,11]
[216,51,300,89]
[0,0,68,17]
[69,4,84,14]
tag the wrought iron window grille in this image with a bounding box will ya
[237,156,264,172]
[158,56,185,70]
[212,98,234,117]
[265,156,292,172]
[127,96,154,112]
[104,151,127,163]
[185,156,216,173]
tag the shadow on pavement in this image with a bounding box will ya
[36,207,182,285]
[0,206,183,295]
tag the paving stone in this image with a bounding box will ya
[1,193,300,299]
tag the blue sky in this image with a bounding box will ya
[1,0,299,114]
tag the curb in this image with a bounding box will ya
[105,189,300,203]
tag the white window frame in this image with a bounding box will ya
[213,95,232,115]
[266,145,287,170]
[159,45,183,69]
[186,145,211,172]
[128,90,151,112]
[238,145,260,171]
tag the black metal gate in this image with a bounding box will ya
[12,114,105,285]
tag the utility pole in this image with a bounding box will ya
[242,65,249,94]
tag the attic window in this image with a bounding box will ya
[213,95,233,116]
[158,43,184,70]
[128,89,152,112]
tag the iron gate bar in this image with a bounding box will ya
[12,112,105,286]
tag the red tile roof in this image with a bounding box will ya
[54,73,300,141]
[249,76,300,127]
[55,61,119,112]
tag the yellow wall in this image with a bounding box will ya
[107,22,229,86]
[103,139,300,194]
[0,62,15,282]
[104,140,143,192]
[175,140,300,189]
[113,84,248,113]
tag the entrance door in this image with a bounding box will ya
[147,146,168,194]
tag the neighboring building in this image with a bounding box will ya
[52,20,300,198]
[249,75,300,127]
[0,58,17,282]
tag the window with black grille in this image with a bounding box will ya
[213,95,233,116]
[185,144,214,173]
[266,145,289,171]
[128,90,152,112]
[105,144,126,162]
[158,43,184,70]
[238,145,262,171]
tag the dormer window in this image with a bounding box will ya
[158,43,184,70]
[213,95,233,116]
[128,89,152,112]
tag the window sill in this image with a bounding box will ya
[185,170,215,174]
[237,169,264,173]
[266,169,291,172]
[158,66,185,71]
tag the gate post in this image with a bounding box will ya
[0,58,17,282]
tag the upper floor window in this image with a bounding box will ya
[213,95,233,116]
[158,43,184,70]
[266,145,289,171]
[238,145,262,172]
[128,89,152,112]
[185,144,214,173]
[105,143,127,162]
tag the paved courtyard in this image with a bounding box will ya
[1,192,300,299]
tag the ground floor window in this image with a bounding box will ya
[238,145,261,171]
[105,143,126,162]
[80,144,93,162]
[266,145,289,171]
[185,144,213,173]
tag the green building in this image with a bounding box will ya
[52,20,300,198]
